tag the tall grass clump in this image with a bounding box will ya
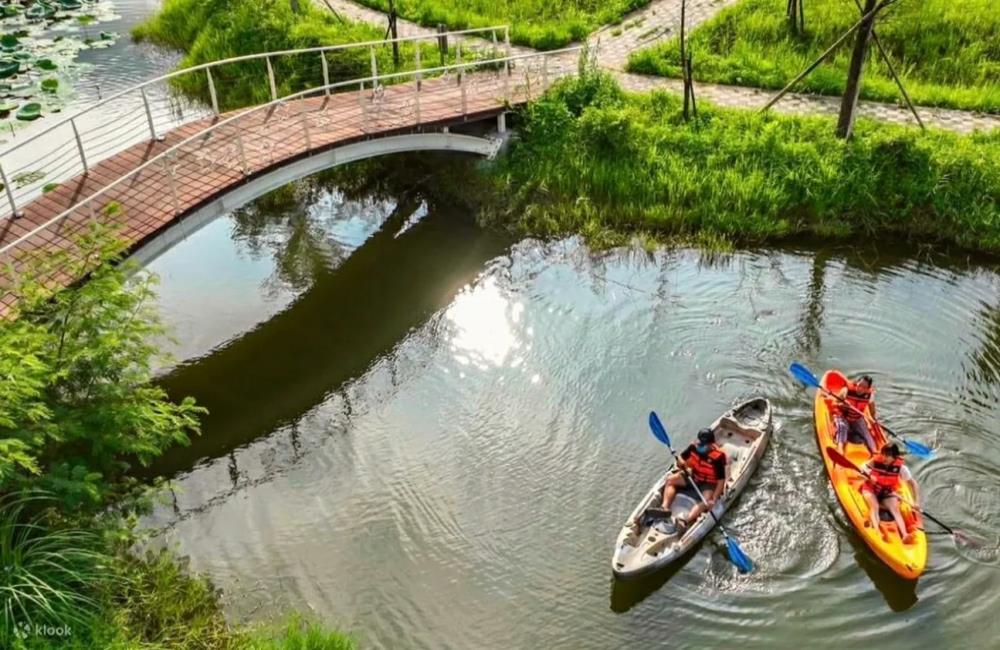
[133,0,442,111]
[628,0,1000,113]
[487,71,1000,252]
[355,0,651,49]
[0,495,110,645]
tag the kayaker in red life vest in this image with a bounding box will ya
[861,443,921,543]
[661,428,728,527]
[830,374,878,454]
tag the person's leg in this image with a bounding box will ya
[883,495,911,541]
[661,473,685,509]
[862,488,881,530]
[851,418,878,454]
[684,501,706,526]
[834,416,849,448]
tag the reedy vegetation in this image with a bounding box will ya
[354,0,651,49]
[487,71,1000,251]
[628,0,1000,114]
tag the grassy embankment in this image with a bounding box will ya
[355,0,651,49]
[628,0,1000,113]
[0,227,356,649]
[486,70,1000,252]
[133,0,464,111]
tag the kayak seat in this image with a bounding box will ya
[717,416,761,439]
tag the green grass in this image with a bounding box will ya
[355,0,651,49]
[133,0,448,111]
[487,70,1000,252]
[627,0,1000,113]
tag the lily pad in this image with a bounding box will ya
[41,78,58,92]
[15,102,41,121]
[36,58,57,71]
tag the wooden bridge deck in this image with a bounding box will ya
[0,65,544,314]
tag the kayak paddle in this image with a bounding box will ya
[788,362,934,459]
[648,410,754,573]
[825,446,985,549]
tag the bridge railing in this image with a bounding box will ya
[0,47,582,269]
[0,25,514,219]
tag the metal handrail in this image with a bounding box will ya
[0,25,511,160]
[0,46,580,256]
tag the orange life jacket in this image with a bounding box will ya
[841,382,873,422]
[687,445,726,484]
[869,454,904,492]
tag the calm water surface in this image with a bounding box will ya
[140,155,1000,649]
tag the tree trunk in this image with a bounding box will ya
[290,0,300,13]
[836,0,878,139]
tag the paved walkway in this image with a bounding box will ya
[318,0,1000,134]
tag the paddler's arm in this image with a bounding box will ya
[902,465,919,505]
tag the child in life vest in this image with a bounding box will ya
[861,443,921,543]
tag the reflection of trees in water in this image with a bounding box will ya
[797,251,830,356]
[228,153,489,291]
[971,305,1000,388]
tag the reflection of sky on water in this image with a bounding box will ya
[446,276,526,371]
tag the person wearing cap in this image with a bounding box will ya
[660,428,728,528]
[860,442,921,543]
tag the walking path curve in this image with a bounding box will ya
[318,0,1000,133]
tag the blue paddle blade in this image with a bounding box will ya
[903,438,934,459]
[725,537,754,574]
[648,411,671,448]
[789,362,821,389]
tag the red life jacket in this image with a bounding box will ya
[687,445,726,484]
[869,454,904,491]
[841,382,873,422]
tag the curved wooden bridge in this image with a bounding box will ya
[0,28,578,313]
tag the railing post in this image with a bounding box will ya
[0,163,20,219]
[457,44,467,116]
[358,81,369,131]
[162,155,180,215]
[300,111,312,151]
[70,118,88,173]
[140,87,158,140]
[415,45,422,91]
[233,126,249,175]
[206,68,220,115]
[370,47,379,89]
[266,56,278,101]
[503,30,511,102]
[504,27,512,66]
[321,52,331,96]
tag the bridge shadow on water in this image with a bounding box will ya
[144,155,510,478]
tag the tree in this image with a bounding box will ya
[0,223,204,509]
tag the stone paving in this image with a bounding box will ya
[318,0,1000,134]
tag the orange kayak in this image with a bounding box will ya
[814,370,927,579]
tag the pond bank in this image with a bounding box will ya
[484,71,1000,254]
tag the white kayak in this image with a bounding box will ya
[611,398,772,579]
